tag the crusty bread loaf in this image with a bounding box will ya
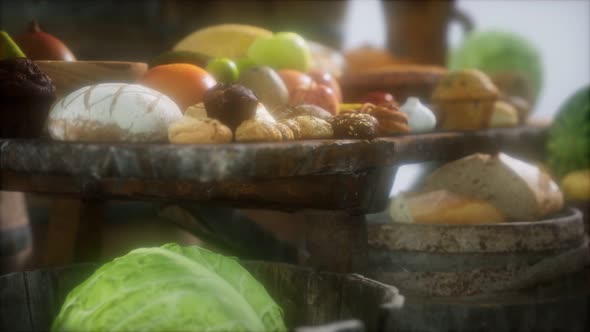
[47,83,183,142]
[389,190,506,224]
[422,153,564,221]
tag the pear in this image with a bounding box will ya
[0,31,26,59]
[238,66,289,111]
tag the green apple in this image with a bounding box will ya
[247,32,311,72]
[234,57,257,76]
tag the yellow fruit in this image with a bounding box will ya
[561,169,590,201]
[173,24,272,59]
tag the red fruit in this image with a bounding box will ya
[278,69,313,95]
[14,20,76,61]
[290,83,339,115]
[309,70,342,103]
[360,91,396,106]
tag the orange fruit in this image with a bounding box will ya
[139,63,216,111]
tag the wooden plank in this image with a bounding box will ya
[0,272,32,331]
[0,171,379,213]
[24,270,55,331]
[44,199,82,266]
[301,213,368,273]
[0,127,548,183]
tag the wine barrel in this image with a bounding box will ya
[0,261,403,332]
[368,207,590,332]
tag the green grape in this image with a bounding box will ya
[206,57,238,83]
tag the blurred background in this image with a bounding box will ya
[1,0,588,118]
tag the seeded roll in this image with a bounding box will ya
[331,112,379,139]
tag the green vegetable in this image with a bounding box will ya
[52,243,286,332]
[547,85,590,178]
[449,30,542,102]
[0,31,26,59]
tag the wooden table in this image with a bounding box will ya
[0,126,548,272]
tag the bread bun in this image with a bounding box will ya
[168,117,232,144]
[235,119,282,142]
[390,190,506,225]
[292,115,333,139]
[47,83,183,142]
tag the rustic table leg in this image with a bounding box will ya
[301,212,368,273]
[45,198,104,266]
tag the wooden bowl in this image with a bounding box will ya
[34,61,148,99]
[340,65,447,104]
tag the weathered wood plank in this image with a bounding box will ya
[0,272,32,331]
[0,126,548,212]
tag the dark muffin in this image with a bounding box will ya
[0,58,56,138]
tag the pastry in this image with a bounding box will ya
[489,100,518,128]
[274,122,295,141]
[203,83,258,130]
[432,69,499,131]
[185,102,207,119]
[278,118,302,140]
[235,119,282,142]
[47,83,183,142]
[331,112,379,139]
[344,103,410,135]
[0,32,56,138]
[389,190,505,225]
[400,97,436,133]
[291,115,333,139]
[271,104,332,121]
[168,116,232,144]
[421,153,564,221]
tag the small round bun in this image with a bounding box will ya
[235,119,282,142]
[292,115,333,139]
[168,116,232,144]
[278,118,302,140]
[331,112,379,139]
[274,122,295,141]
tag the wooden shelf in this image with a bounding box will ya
[0,126,548,213]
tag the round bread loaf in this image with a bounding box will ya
[47,83,183,142]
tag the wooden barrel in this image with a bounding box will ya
[367,207,590,332]
[0,261,403,331]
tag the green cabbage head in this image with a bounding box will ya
[52,243,286,332]
[449,30,543,101]
[547,85,590,178]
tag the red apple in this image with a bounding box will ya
[309,70,342,103]
[360,91,396,106]
[277,69,313,95]
[290,82,339,115]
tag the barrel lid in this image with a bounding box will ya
[368,208,584,253]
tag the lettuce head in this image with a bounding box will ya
[52,244,286,332]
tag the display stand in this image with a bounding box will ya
[0,126,548,272]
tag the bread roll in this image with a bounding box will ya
[235,119,282,142]
[422,153,564,221]
[389,190,505,224]
[292,115,333,139]
[168,117,232,144]
[48,83,183,142]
